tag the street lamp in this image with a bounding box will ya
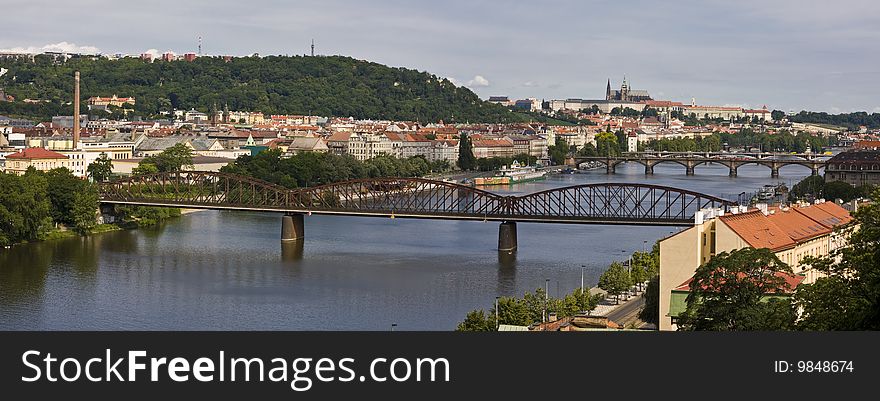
[543,278,550,323]
[581,265,586,292]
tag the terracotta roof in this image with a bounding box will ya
[719,202,852,251]
[719,210,796,251]
[807,202,853,227]
[6,147,68,160]
[674,271,805,293]
[327,132,352,142]
[766,207,831,243]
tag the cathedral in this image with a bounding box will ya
[605,77,652,102]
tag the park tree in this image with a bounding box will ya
[548,137,569,165]
[639,276,660,326]
[794,193,880,330]
[457,133,477,170]
[629,255,649,291]
[455,310,494,331]
[595,132,620,157]
[87,153,114,182]
[491,297,533,326]
[598,261,633,304]
[678,248,797,331]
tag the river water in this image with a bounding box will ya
[0,162,813,330]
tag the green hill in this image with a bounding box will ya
[0,54,523,123]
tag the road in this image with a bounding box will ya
[605,292,646,328]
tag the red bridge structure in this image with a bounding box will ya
[99,171,733,251]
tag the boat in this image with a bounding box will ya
[757,185,775,201]
[474,161,547,186]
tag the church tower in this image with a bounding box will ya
[620,75,629,102]
[606,79,612,101]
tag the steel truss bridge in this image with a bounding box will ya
[99,171,733,250]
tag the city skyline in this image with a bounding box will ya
[1,0,878,114]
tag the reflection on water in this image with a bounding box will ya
[0,163,810,330]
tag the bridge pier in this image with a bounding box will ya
[645,164,654,175]
[605,163,615,174]
[685,166,695,176]
[498,221,517,252]
[811,165,820,176]
[281,213,305,242]
[729,167,738,177]
[771,166,780,178]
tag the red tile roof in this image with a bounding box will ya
[719,210,796,251]
[719,202,852,251]
[6,147,68,160]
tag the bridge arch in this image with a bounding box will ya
[99,172,732,225]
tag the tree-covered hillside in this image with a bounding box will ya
[0,55,522,123]
[787,111,880,130]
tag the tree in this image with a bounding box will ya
[87,153,114,182]
[457,133,477,170]
[71,183,99,234]
[678,248,797,331]
[455,310,494,331]
[629,255,648,291]
[794,192,880,330]
[132,162,159,176]
[577,143,598,157]
[45,168,84,226]
[639,275,660,326]
[0,170,51,245]
[771,110,786,121]
[598,262,632,304]
[595,132,620,157]
[788,175,825,201]
[547,137,569,166]
[823,181,862,202]
[144,143,194,172]
[491,297,532,326]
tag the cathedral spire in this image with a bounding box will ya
[606,78,611,101]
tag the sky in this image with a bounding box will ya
[1,0,878,113]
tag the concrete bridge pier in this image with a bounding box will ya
[498,221,518,252]
[685,166,695,176]
[811,165,820,176]
[728,166,738,177]
[605,162,616,174]
[771,165,780,178]
[644,164,654,175]
[281,213,305,242]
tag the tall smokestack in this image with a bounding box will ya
[73,71,80,149]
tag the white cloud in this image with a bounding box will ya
[522,81,536,87]
[873,106,880,113]
[142,48,160,56]
[0,41,101,54]
[466,75,490,87]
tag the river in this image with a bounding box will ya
[0,162,813,330]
